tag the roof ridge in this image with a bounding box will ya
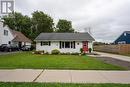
[35,32,95,41]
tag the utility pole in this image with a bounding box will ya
[84,27,92,35]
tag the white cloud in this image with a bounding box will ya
[15,0,130,42]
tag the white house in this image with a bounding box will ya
[0,22,32,47]
[35,33,95,53]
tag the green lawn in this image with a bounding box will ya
[0,52,124,70]
[0,83,130,87]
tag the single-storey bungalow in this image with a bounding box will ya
[0,22,32,47]
[114,31,130,44]
[35,33,95,53]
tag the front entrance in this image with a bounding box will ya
[82,41,88,53]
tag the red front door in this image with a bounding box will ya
[82,41,88,53]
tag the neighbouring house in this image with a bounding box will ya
[0,22,32,48]
[114,31,130,44]
[35,33,95,53]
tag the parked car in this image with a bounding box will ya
[21,45,31,51]
[0,44,7,51]
[0,44,19,52]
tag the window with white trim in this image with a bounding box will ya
[41,41,51,46]
[4,30,8,36]
[60,41,75,49]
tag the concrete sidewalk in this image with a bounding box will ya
[94,52,130,62]
[0,69,130,84]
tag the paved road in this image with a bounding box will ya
[94,52,130,62]
[0,69,130,83]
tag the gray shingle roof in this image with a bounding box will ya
[35,33,95,41]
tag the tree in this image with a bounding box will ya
[31,11,54,36]
[2,12,26,31]
[56,19,74,33]
[2,11,54,40]
[2,12,32,39]
[2,11,75,40]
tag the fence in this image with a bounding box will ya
[94,44,130,54]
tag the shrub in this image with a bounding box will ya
[60,52,78,55]
[51,49,60,54]
[60,53,66,55]
[52,52,80,55]
[80,48,83,53]
[30,45,35,51]
[66,52,71,55]
[45,52,49,55]
[89,48,92,53]
[71,52,79,55]
[33,50,44,54]
[81,52,86,55]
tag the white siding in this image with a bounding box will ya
[0,22,14,45]
[0,22,31,46]
[88,41,93,50]
[36,41,93,53]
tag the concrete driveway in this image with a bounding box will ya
[0,51,21,55]
[94,52,130,62]
[0,69,130,83]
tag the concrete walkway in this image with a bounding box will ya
[94,52,130,62]
[0,69,130,84]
